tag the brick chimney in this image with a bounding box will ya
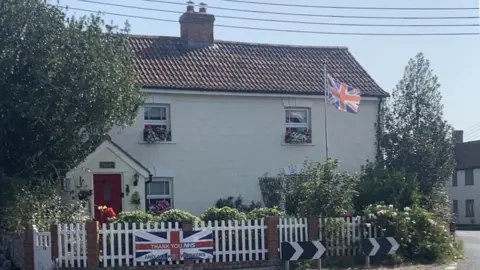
[179,1,215,44]
[454,130,463,143]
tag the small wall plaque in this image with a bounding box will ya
[99,161,115,169]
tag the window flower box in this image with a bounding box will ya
[143,125,172,143]
[285,128,312,144]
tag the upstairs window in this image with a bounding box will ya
[452,171,458,187]
[284,108,312,144]
[143,105,172,142]
[465,169,474,186]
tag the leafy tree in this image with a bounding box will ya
[284,159,358,217]
[379,53,455,200]
[0,0,144,179]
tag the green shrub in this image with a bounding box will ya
[284,159,357,217]
[158,209,199,223]
[364,204,463,263]
[201,207,247,222]
[353,162,420,213]
[214,195,262,212]
[246,207,285,220]
[111,211,157,224]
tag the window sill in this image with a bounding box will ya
[138,140,177,145]
[281,143,316,147]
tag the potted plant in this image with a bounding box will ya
[130,191,141,210]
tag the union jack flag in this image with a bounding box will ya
[135,230,214,262]
[327,74,362,114]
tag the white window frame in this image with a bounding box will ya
[146,177,173,208]
[285,108,310,130]
[144,104,171,130]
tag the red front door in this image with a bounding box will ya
[94,174,122,222]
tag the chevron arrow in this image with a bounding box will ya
[369,238,380,256]
[280,241,326,261]
[362,237,399,256]
[312,241,326,259]
[386,237,399,255]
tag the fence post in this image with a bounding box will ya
[50,224,59,263]
[86,221,99,267]
[265,216,279,260]
[308,216,322,270]
[181,219,194,265]
[23,226,35,270]
[307,216,320,241]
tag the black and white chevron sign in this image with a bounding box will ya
[280,241,326,261]
[362,237,399,256]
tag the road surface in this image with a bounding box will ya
[453,231,480,270]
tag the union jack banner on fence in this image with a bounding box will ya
[135,230,214,262]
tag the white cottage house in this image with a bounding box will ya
[65,3,389,218]
[447,131,480,225]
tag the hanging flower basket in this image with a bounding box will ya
[78,189,93,201]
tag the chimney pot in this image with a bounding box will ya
[186,0,195,12]
[454,130,463,143]
[199,2,207,13]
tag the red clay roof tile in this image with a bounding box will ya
[128,35,389,97]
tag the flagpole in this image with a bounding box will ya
[323,62,329,158]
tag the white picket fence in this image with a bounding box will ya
[57,224,87,267]
[47,217,375,268]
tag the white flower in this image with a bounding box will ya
[377,210,386,215]
[389,205,394,209]
[427,245,431,248]
[404,207,411,212]
[365,223,372,228]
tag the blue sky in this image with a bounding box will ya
[53,0,480,140]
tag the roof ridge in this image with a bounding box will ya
[127,34,349,50]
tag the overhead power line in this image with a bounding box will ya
[141,0,480,20]
[221,0,478,11]
[59,6,480,36]
[79,0,480,28]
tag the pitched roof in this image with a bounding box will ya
[128,35,389,97]
[102,135,150,175]
[455,140,480,170]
